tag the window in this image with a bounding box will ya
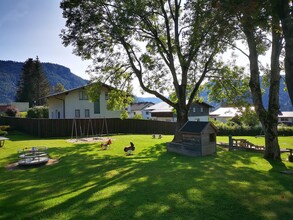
[75,109,80,118]
[200,107,204,113]
[105,92,109,100]
[94,99,100,114]
[85,109,90,118]
[79,91,88,100]
[193,107,196,113]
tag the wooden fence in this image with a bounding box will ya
[0,117,176,138]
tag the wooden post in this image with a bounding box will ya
[229,135,233,151]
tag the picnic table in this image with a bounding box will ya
[0,136,9,147]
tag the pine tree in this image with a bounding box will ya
[16,57,50,107]
[16,58,35,106]
[33,57,50,105]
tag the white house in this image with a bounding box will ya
[209,107,242,123]
[210,107,293,125]
[145,101,213,122]
[46,84,122,119]
[145,102,176,122]
[128,102,154,119]
[278,111,293,125]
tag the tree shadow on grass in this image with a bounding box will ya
[1,142,293,219]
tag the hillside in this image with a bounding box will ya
[138,77,293,111]
[0,60,292,111]
[0,60,87,103]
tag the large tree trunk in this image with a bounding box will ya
[172,103,188,142]
[263,118,280,160]
[279,0,293,106]
[243,15,281,160]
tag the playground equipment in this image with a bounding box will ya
[71,118,108,141]
[101,139,112,150]
[0,136,9,147]
[18,147,49,166]
[124,142,135,155]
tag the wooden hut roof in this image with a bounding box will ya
[179,121,217,134]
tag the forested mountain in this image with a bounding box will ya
[0,60,87,103]
[200,76,293,111]
[137,78,293,111]
[0,60,292,110]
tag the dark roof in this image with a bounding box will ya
[179,121,216,133]
[192,101,214,108]
[45,82,114,98]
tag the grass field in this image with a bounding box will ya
[0,132,293,220]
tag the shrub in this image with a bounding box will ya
[27,106,49,118]
[5,106,19,117]
[211,118,293,136]
[133,114,143,119]
[0,125,9,136]
[19,112,27,118]
[278,124,293,136]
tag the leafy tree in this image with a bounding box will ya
[216,0,282,160]
[60,0,233,140]
[16,57,50,107]
[239,107,259,127]
[53,82,66,93]
[206,64,252,107]
[133,114,143,120]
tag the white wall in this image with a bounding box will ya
[11,102,29,112]
[48,97,65,119]
[48,87,121,119]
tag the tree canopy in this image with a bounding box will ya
[60,0,234,139]
[214,0,283,159]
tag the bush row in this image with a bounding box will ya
[214,123,293,136]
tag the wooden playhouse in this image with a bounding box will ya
[167,121,217,157]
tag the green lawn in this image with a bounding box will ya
[0,132,293,220]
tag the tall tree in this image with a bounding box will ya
[16,58,35,106]
[33,57,50,106]
[277,0,293,107]
[216,0,282,160]
[60,0,233,140]
[16,57,50,107]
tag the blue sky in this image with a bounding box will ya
[0,0,91,79]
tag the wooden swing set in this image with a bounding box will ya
[70,117,108,141]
